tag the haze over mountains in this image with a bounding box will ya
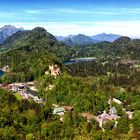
[0,25,122,46]
[56,33,122,46]
[91,33,121,42]
[1,25,140,71]
[1,25,140,48]
[56,33,121,42]
[0,25,139,60]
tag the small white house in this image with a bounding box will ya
[109,107,117,115]
[113,98,122,105]
[126,111,133,119]
[53,107,65,116]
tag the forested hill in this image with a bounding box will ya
[0,27,140,83]
[71,36,140,60]
[0,27,69,82]
[1,27,58,50]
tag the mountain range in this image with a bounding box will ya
[0,26,140,81]
[55,33,122,46]
[91,33,121,42]
[0,25,24,44]
[0,25,122,46]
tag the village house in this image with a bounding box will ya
[45,71,49,75]
[9,84,19,92]
[33,96,43,103]
[26,82,35,86]
[52,105,73,122]
[81,97,123,131]
[53,107,65,116]
[5,82,44,103]
[63,106,73,112]
[0,84,9,90]
[53,105,73,115]
[109,106,117,115]
[2,65,10,72]
[112,98,122,105]
[0,84,2,88]
[26,82,38,92]
[81,112,96,122]
[81,97,134,131]
[108,97,122,109]
[49,64,61,78]
[46,84,55,91]
[52,104,60,108]
[0,81,44,104]
[20,92,29,100]
[8,83,26,92]
[29,86,38,92]
[126,111,133,119]
[81,109,120,131]
[96,110,120,131]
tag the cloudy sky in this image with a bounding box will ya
[1,0,140,37]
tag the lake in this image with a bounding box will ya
[64,57,96,65]
[0,70,4,77]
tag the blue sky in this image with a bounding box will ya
[1,0,140,37]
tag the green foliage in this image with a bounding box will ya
[25,133,35,140]
[117,116,130,133]
[132,111,140,131]
[111,102,125,116]
[14,93,22,101]
[0,27,69,83]
[43,74,108,115]
[103,120,115,130]
[0,28,140,139]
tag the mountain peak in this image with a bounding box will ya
[91,33,121,42]
[56,33,122,44]
[2,25,16,28]
[101,33,107,35]
[77,34,85,36]
[31,27,49,37]
[31,27,56,42]
[0,25,24,32]
[32,27,47,32]
[2,26,57,49]
[0,25,24,44]
[113,36,131,44]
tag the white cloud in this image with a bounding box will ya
[53,8,84,14]
[23,8,118,15]
[121,8,140,14]
[24,10,42,14]
[23,7,140,16]
[0,21,140,38]
[24,9,56,14]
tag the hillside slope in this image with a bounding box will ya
[0,27,69,82]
